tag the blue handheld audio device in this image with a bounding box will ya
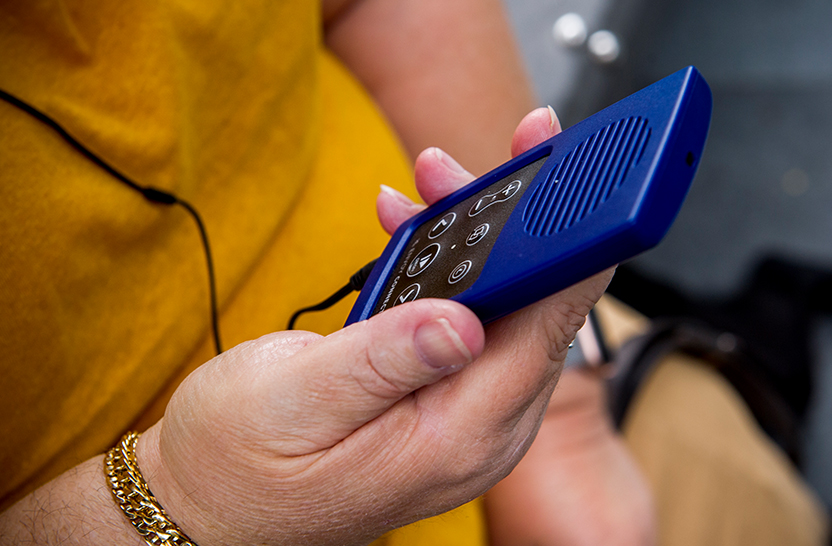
[346,66,712,326]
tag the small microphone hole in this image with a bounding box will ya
[686,151,696,167]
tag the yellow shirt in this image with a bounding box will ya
[0,0,484,543]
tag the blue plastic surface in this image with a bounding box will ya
[346,66,712,325]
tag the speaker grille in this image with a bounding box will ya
[522,116,651,237]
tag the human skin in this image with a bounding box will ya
[379,109,657,546]
[1,0,651,543]
[485,368,657,546]
[0,109,614,546]
[324,0,536,175]
[330,2,655,541]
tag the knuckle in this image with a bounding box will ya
[344,321,418,400]
[352,343,411,400]
[538,293,595,363]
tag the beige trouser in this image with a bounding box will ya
[597,297,830,546]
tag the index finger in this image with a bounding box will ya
[414,106,561,205]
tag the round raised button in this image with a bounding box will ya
[392,283,421,306]
[466,223,490,246]
[407,243,441,277]
[448,260,472,284]
[428,212,456,239]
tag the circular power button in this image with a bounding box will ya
[448,261,472,284]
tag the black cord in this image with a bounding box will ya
[288,259,378,330]
[0,88,223,355]
[3,87,377,348]
[175,199,222,355]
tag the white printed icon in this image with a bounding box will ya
[428,212,456,239]
[448,260,472,284]
[393,283,421,306]
[469,180,522,216]
[407,243,441,277]
[466,223,490,246]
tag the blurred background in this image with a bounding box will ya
[501,0,832,511]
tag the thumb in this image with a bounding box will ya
[251,299,485,455]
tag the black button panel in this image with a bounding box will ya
[372,156,549,315]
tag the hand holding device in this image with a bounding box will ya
[348,67,712,325]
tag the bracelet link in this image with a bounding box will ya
[105,432,198,546]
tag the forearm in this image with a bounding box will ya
[324,0,536,176]
[0,456,144,546]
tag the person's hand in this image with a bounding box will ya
[381,107,654,546]
[136,107,614,546]
[485,369,657,546]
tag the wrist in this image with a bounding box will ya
[106,431,200,545]
[134,424,223,546]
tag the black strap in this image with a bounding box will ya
[607,318,802,464]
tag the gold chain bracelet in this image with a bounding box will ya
[105,432,199,546]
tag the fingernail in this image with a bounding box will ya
[433,147,469,176]
[547,105,559,132]
[380,184,412,206]
[414,318,473,369]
